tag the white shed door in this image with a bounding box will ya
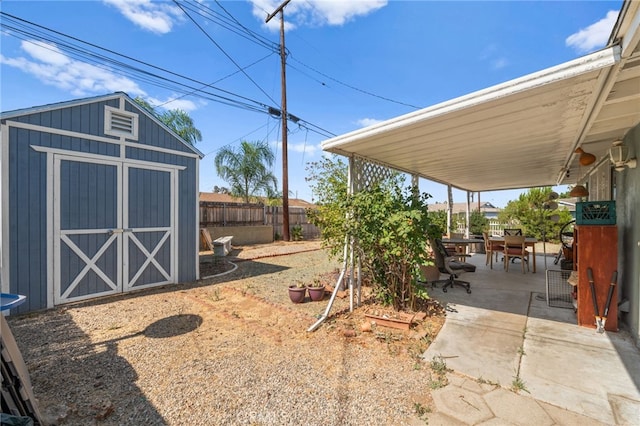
[54,156,175,305]
[123,165,174,291]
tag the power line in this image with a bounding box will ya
[187,0,278,52]
[289,55,422,110]
[1,12,333,139]
[154,53,275,109]
[173,0,279,106]
[201,118,278,158]
[186,0,416,112]
[1,13,270,112]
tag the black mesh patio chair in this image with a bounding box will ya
[427,237,475,293]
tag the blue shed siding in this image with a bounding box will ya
[15,99,120,139]
[3,93,201,313]
[60,161,118,230]
[128,168,171,228]
[8,128,48,313]
[178,161,197,282]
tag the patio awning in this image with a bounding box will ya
[321,3,640,193]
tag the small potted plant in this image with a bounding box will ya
[288,281,307,303]
[307,278,326,302]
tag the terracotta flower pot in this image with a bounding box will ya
[307,286,326,301]
[288,286,306,303]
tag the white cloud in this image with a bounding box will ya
[566,10,617,53]
[103,0,183,34]
[356,117,382,127]
[304,0,387,26]
[479,44,497,61]
[492,57,508,70]
[479,44,509,71]
[268,139,319,155]
[145,95,199,112]
[290,142,319,154]
[22,40,70,66]
[1,40,145,97]
[250,0,387,31]
[2,39,203,111]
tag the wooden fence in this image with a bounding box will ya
[200,202,266,226]
[199,202,320,240]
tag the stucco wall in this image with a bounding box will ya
[207,225,273,246]
[617,123,640,346]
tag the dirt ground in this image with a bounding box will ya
[7,241,448,425]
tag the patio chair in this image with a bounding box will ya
[501,229,523,263]
[443,232,468,261]
[503,235,530,273]
[482,231,502,269]
[428,237,475,293]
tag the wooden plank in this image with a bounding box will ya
[200,228,214,251]
[576,226,618,331]
[364,313,415,330]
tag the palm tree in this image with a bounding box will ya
[159,109,202,145]
[214,140,278,203]
[133,97,202,146]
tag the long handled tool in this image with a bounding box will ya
[600,271,617,333]
[587,268,601,331]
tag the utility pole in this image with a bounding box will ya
[266,0,292,241]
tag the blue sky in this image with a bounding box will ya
[0,0,621,207]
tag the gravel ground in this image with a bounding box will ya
[7,242,445,425]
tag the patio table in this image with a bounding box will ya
[441,238,485,259]
[490,236,538,273]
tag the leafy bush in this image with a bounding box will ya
[306,157,442,310]
[291,225,303,241]
[498,187,573,242]
[305,156,349,259]
[469,210,489,235]
[347,180,438,310]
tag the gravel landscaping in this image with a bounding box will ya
[7,242,445,425]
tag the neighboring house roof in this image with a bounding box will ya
[0,91,205,158]
[199,192,315,208]
[321,1,639,194]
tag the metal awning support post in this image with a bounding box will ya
[308,156,355,332]
[307,234,350,332]
[466,191,471,238]
[307,155,394,332]
[349,235,355,312]
[447,185,453,235]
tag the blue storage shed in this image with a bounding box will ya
[1,92,203,313]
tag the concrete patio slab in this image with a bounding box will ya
[522,319,640,425]
[537,400,606,426]
[422,253,640,425]
[431,385,494,424]
[483,387,553,426]
[423,307,526,386]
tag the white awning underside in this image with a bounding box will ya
[322,4,640,193]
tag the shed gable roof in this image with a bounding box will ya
[0,92,204,158]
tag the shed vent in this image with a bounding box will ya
[105,106,138,140]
